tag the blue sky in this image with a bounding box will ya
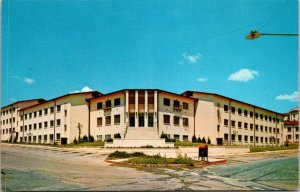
[2,0,298,113]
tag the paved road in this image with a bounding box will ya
[1,144,298,191]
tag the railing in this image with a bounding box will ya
[173,105,182,112]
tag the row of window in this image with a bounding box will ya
[287,127,299,132]
[20,106,66,120]
[1,117,16,125]
[223,105,279,122]
[163,98,189,110]
[20,119,62,131]
[97,115,121,126]
[1,107,16,116]
[97,98,121,110]
[163,115,189,127]
[286,134,299,140]
[96,134,189,141]
[224,133,280,143]
[223,119,280,133]
[2,128,15,134]
[20,133,61,142]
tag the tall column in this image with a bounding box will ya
[145,91,148,127]
[135,91,138,127]
[125,91,129,124]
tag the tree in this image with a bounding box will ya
[207,137,211,144]
[77,123,82,143]
[202,137,206,144]
[197,136,202,143]
[192,135,197,143]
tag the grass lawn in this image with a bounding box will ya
[250,144,299,152]
[174,141,212,147]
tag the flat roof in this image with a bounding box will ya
[182,90,283,115]
[20,91,102,111]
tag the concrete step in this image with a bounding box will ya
[105,138,174,148]
[125,128,157,139]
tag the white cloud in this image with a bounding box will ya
[275,91,299,102]
[70,86,93,93]
[24,78,34,84]
[181,52,202,64]
[228,69,259,82]
[196,77,208,82]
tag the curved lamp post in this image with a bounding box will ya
[246,30,298,40]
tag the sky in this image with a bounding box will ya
[1,0,298,113]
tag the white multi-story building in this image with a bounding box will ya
[0,89,293,147]
[283,107,299,143]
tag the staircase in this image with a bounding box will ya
[125,128,157,139]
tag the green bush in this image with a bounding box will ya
[114,133,121,139]
[197,137,202,143]
[207,137,211,144]
[107,151,146,160]
[89,135,95,142]
[141,145,154,148]
[105,138,113,142]
[73,138,78,144]
[202,137,206,144]
[166,138,176,142]
[82,135,88,142]
[160,132,167,139]
[192,135,197,143]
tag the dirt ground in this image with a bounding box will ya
[1,144,299,191]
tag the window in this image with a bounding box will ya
[25,125,27,131]
[97,102,102,110]
[231,134,235,141]
[97,117,102,127]
[265,137,268,143]
[29,113,32,119]
[255,125,258,131]
[50,134,54,141]
[183,135,188,141]
[44,122,48,128]
[50,120,54,127]
[261,137,263,143]
[114,98,121,106]
[269,127,272,133]
[56,133,60,140]
[29,124,32,131]
[34,124,37,130]
[231,120,235,127]
[20,126,23,132]
[174,116,180,126]
[64,125,67,132]
[250,111,253,118]
[224,133,229,140]
[256,136,259,142]
[273,128,276,133]
[105,100,111,108]
[173,100,180,108]
[244,135,248,142]
[224,119,228,126]
[50,107,54,114]
[114,115,121,125]
[287,135,292,140]
[183,102,189,110]
[163,98,170,106]
[39,123,42,129]
[244,123,248,129]
[264,115,268,121]
[44,109,48,115]
[224,105,228,112]
[265,126,268,132]
[238,121,242,128]
[105,116,111,126]
[34,112,37,118]
[260,114,263,120]
[244,110,248,117]
[129,114,135,127]
[272,117,275,122]
[39,110,42,116]
[250,124,253,130]
[231,107,235,114]
[217,125,220,132]
[260,125,263,132]
[57,119,61,127]
[105,134,111,140]
[20,115,23,121]
[183,117,189,127]
[269,116,272,121]
[64,110,67,116]
[174,135,180,141]
[163,115,170,125]
[148,114,154,127]
[238,108,242,115]
[255,113,258,118]
[250,136,254,142]
[238,135,242,142]
[138,114,144,127]
[57,105,61,112]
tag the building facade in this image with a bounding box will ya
[283,107,299,143]
[0,89,294,146]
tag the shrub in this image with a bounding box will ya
[107,151,146,160]
[82,135,88,142]
[197,137,202,143]
[105,138,113,142]
[192,135,197,143]
[73,138,78,144]
[207,137,211,144]
[89,135,95,142]
[166,138,176,142]
[141,145,153,148]
[202,137,206,144]
[160,132,167,139]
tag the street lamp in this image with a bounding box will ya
[246,30,298,40]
